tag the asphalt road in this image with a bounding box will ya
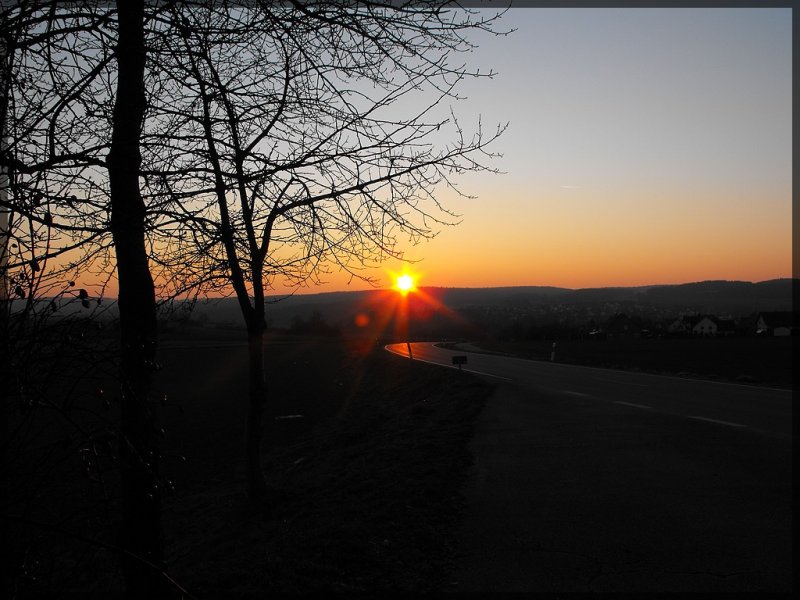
[385,342,792,437]
[385,342,793,592]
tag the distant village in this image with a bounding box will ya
[598,311,795,339]
[457,303,796,341]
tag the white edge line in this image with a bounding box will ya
[688,415,747,428]
[384,345,512,381]
[614,401,652,409]
[457,367,513,381]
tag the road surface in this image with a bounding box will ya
[385,342,792,592]
[385,342,791,437]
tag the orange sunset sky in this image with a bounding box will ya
[309,8,793,294]
[78,8,793,298]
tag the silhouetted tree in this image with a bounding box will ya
[3,4,510,589]
[142,1,508,499]
[1,2,176,594]
[107,0,173,594]
[2,5,122,593]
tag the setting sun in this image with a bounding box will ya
[395,274,415,294]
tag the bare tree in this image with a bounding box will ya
[1,2,179,594]
[2,2,509,591]
[143,2,508,499]
[106,0,176,594]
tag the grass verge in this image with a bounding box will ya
[163,338,493,593]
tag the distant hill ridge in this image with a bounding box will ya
[187,278,794,327]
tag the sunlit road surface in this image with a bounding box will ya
[385,342,792,437]
[385,342,792,592]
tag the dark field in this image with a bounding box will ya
[9,328,790,594]
[8,334,492,594]
[474,336,792,388]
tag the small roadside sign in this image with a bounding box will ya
[452,355,467,370]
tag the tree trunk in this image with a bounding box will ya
[1,36,10,380]
[107,0,166,594]
[245,320,268,500]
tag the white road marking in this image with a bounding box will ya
[614,401,652,409]
[688,416,747,428]
[562,390,589,397]
[458,368,513,381]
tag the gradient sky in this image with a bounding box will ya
[308,7,792,294]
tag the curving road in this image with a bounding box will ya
[385,341,792,592]
[385,342,792,437]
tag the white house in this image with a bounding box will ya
[692,316,717,336]
[756,312,795,336]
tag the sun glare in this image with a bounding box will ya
[395,274,415,294]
